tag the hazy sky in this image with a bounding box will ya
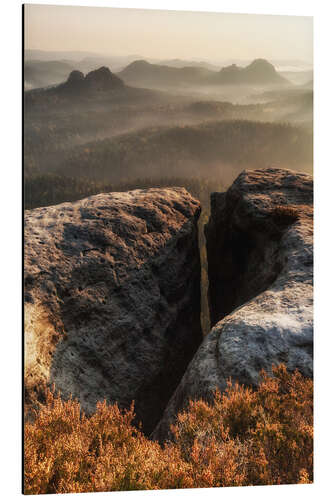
[25,4,313,64]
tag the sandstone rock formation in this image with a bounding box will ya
[152,168,313,441]
[61,66,125,94]
[66,69,85,86]
[24,188,202,434]
[84,66,125,91]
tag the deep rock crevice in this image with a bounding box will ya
[24,168,313,443]
[205,192,285,327]
[152,168,313,442]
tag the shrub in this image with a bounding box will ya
[24,392,192,494]
[171,365,313,487]
[24,365,313,494]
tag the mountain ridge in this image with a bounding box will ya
[118,58,289,87]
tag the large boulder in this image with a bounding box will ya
[24,188,202,434]
[152,168,313,441]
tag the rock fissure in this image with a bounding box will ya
[152,168,313,442]
[24,168,313,443]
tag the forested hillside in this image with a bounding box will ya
[55,120,312,183]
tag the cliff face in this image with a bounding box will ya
[152,168,313,441]
[206,168,313,326]
[24,188,202,434]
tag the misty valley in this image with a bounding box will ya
[24,54,313,336]
[24,56,312,203]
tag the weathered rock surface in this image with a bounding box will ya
[152,168,313,441]
[24,188,202,434]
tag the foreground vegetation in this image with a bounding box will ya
[24,365,313,494]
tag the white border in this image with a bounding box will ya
[1,1,332,499]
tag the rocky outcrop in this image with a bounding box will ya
[84,66,125,91]
[24,188,202,434]
[65,69,85,87]
[213,59,289,85]
[152,168,313,441]
[61,66,124,94]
